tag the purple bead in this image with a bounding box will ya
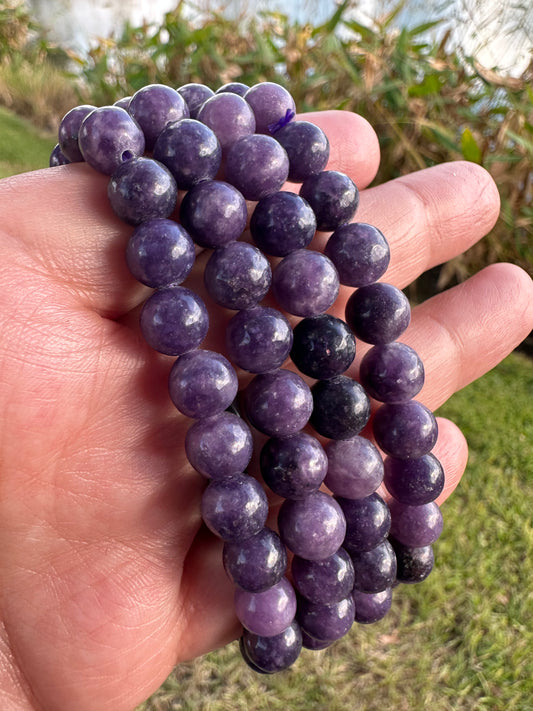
[216,81,250,97]
[388,500,443,547]
[297,595,355,643]
[153,118,222,190]
[125,218,195,288]
[352,588,393,624]
[107,157,177,226]
[278,491,346,560]
[113,96,131,110]
[223,527,288,592]
[243,369,313,437]
[301,630,333,650]
[197,92,256,150]
[177,82,215,119]
[58,104,96,162]
[336,493,391,554]
[272,249,339,317]
[324,222,390,287]
[299,170,359,231]
[274,120,330,182]
[201,473,268,542]
[291,547,355,604]
[244,82,296,135]
[185,412,253,479]
[240,621,302,673]
[384,454,444,505]
[168,349,238,419]
[128,83,189,150]
[310,376,371,440]
[359,342,425,403]
[250,191,317,257]
[390,539,435,584]
[324,436,384,499]
[234,577,297,637]
[49,144,70,167]
[225,134,290,201]
[204,242,272,310]
[373,400,438,459]
[179,180,247,248]
[225,306,293,373]
[78,106,145,174]
[260,433,327,499]
[290,314,355,380]
[139,286,208,356]
[350,540,397,593]
[345,282,411,345]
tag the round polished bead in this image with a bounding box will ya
[352,588,393,624]
[243,369,313,437]
[58,104,96,162]
[278,491,346,560]
[272,249,339,317]
[384,454,445,505]
[107,157,177,225]
[216,81,250,97]
[153,118,222,190]
[290,314,355,379]
[300,630,332,650]
[274,120,330,182]
[244,81,296,134]
[373,400,438,459]
[390,539,435,584]
[125,218,195,288]
[299,170,359,231]
[324,222,390,287]
[197,92,256,150]
[185,412,253,479]
[350,540,397,593]
[225,134,290,201]
[113,96,131,110]
[225,306,293,373]
[177,82,215,119]
[240,621,302,673]
[310,375,371,440]
[324,436,384,499]
[78,106,145,174]
[223,527,288,592]
[388,499,443,547]
[168,349,238,419]
[128,83,189,150]
[139,286,208,356]
[204,242,272,310]
[201,473,268,542]
[49,144,70,166]
[179,180,248,248]
[359,342,425,403]
[291,547,355,604]
[345,282,411,345]
[297,595,355,643]
[260,432,327,499]
[336,493,391,554]
[234,577,297,637]
[250,191,317,257]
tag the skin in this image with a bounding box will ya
[0,109,531,711]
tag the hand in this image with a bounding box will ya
[0,110,531,711]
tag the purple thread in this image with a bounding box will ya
[268,109,296,134]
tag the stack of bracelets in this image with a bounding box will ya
[50,80,445,674]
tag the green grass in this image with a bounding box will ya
[0,106,55,178]
[138,351,533,711]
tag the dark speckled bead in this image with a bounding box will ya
[223,527,288,592]
[350,540,397,593]
[291,547,355,604]
[297,595,355,643]
[274,120,330,182]
[240,621,302,673]
[373,400,438,459]
[352,587,393,623]
[177,83,215,118]
[345,282,411,345]
[78,106,145,175]
[58,104,96,162]
[390,539,435,584]
[310,375,371,440]
[299,170,359,231]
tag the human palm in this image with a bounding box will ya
[0,111,531,711]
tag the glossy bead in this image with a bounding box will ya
[290,314,355,379]
[201,473,268,542]
[390,539,435,584]
[260,433,327,499]
[240,621,302,673]
[350,540,398,593]
[225,134,289,201]
[373,400,438,459]
[345,282,411,345]
[49,144,70,166]
[297,595,355,643]
[225,306,293,374]
[336,493,391,553]
[352,588,393,624]
[128,83,189,150]
[324,436,384,499]
[234,577,297,636]
[244,81,296,135]
[250,191,317,257]
[384,454,445,505]
[359,342,425,403]
[185,412,253,479]
[58,104,96,162]
[223,527,288,592]
[299,170,359,231]
[272,249,339,317]
[274,120,330,182]
[310,375,371,440]
[388,500,444,547]
[78,106,145,174]
[324,222,390,287]
[291,547,355,604]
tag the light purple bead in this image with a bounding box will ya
[216,81,250,97]
[297,595,355,643]
[324,222,391,287]
[260,432,327,499]
[177,82,215,119]
[204,242,272,310]
[291,547,355,604]
[107,157,177,226]
[197,92,256,150]
[272,249,339,317]
[240,621,302,673]
[201,473,268,542]
[244,81,296,135]
[278,491,347,560]
[243,369,313,437]
[359,342,425,403]
[345,282,411,345]
[234,577,297,637]
[185,412,253,479]
[388,500,444,547]
[324,436,384,499]
[225,134,290,201]
[128,83,189,150]
[223,527,288,592]
[168,349,238,419]
[373,400,438,459]
[225,306,293,373]
[78,106,145,174]
[336,493,391,554]
[353,588,393,624]
[58,104,96,162]
[139,286,208,356]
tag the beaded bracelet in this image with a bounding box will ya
[51,80,445,674]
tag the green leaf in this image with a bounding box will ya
[461,128,483,164]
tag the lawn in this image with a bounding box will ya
[0,106,55,178]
